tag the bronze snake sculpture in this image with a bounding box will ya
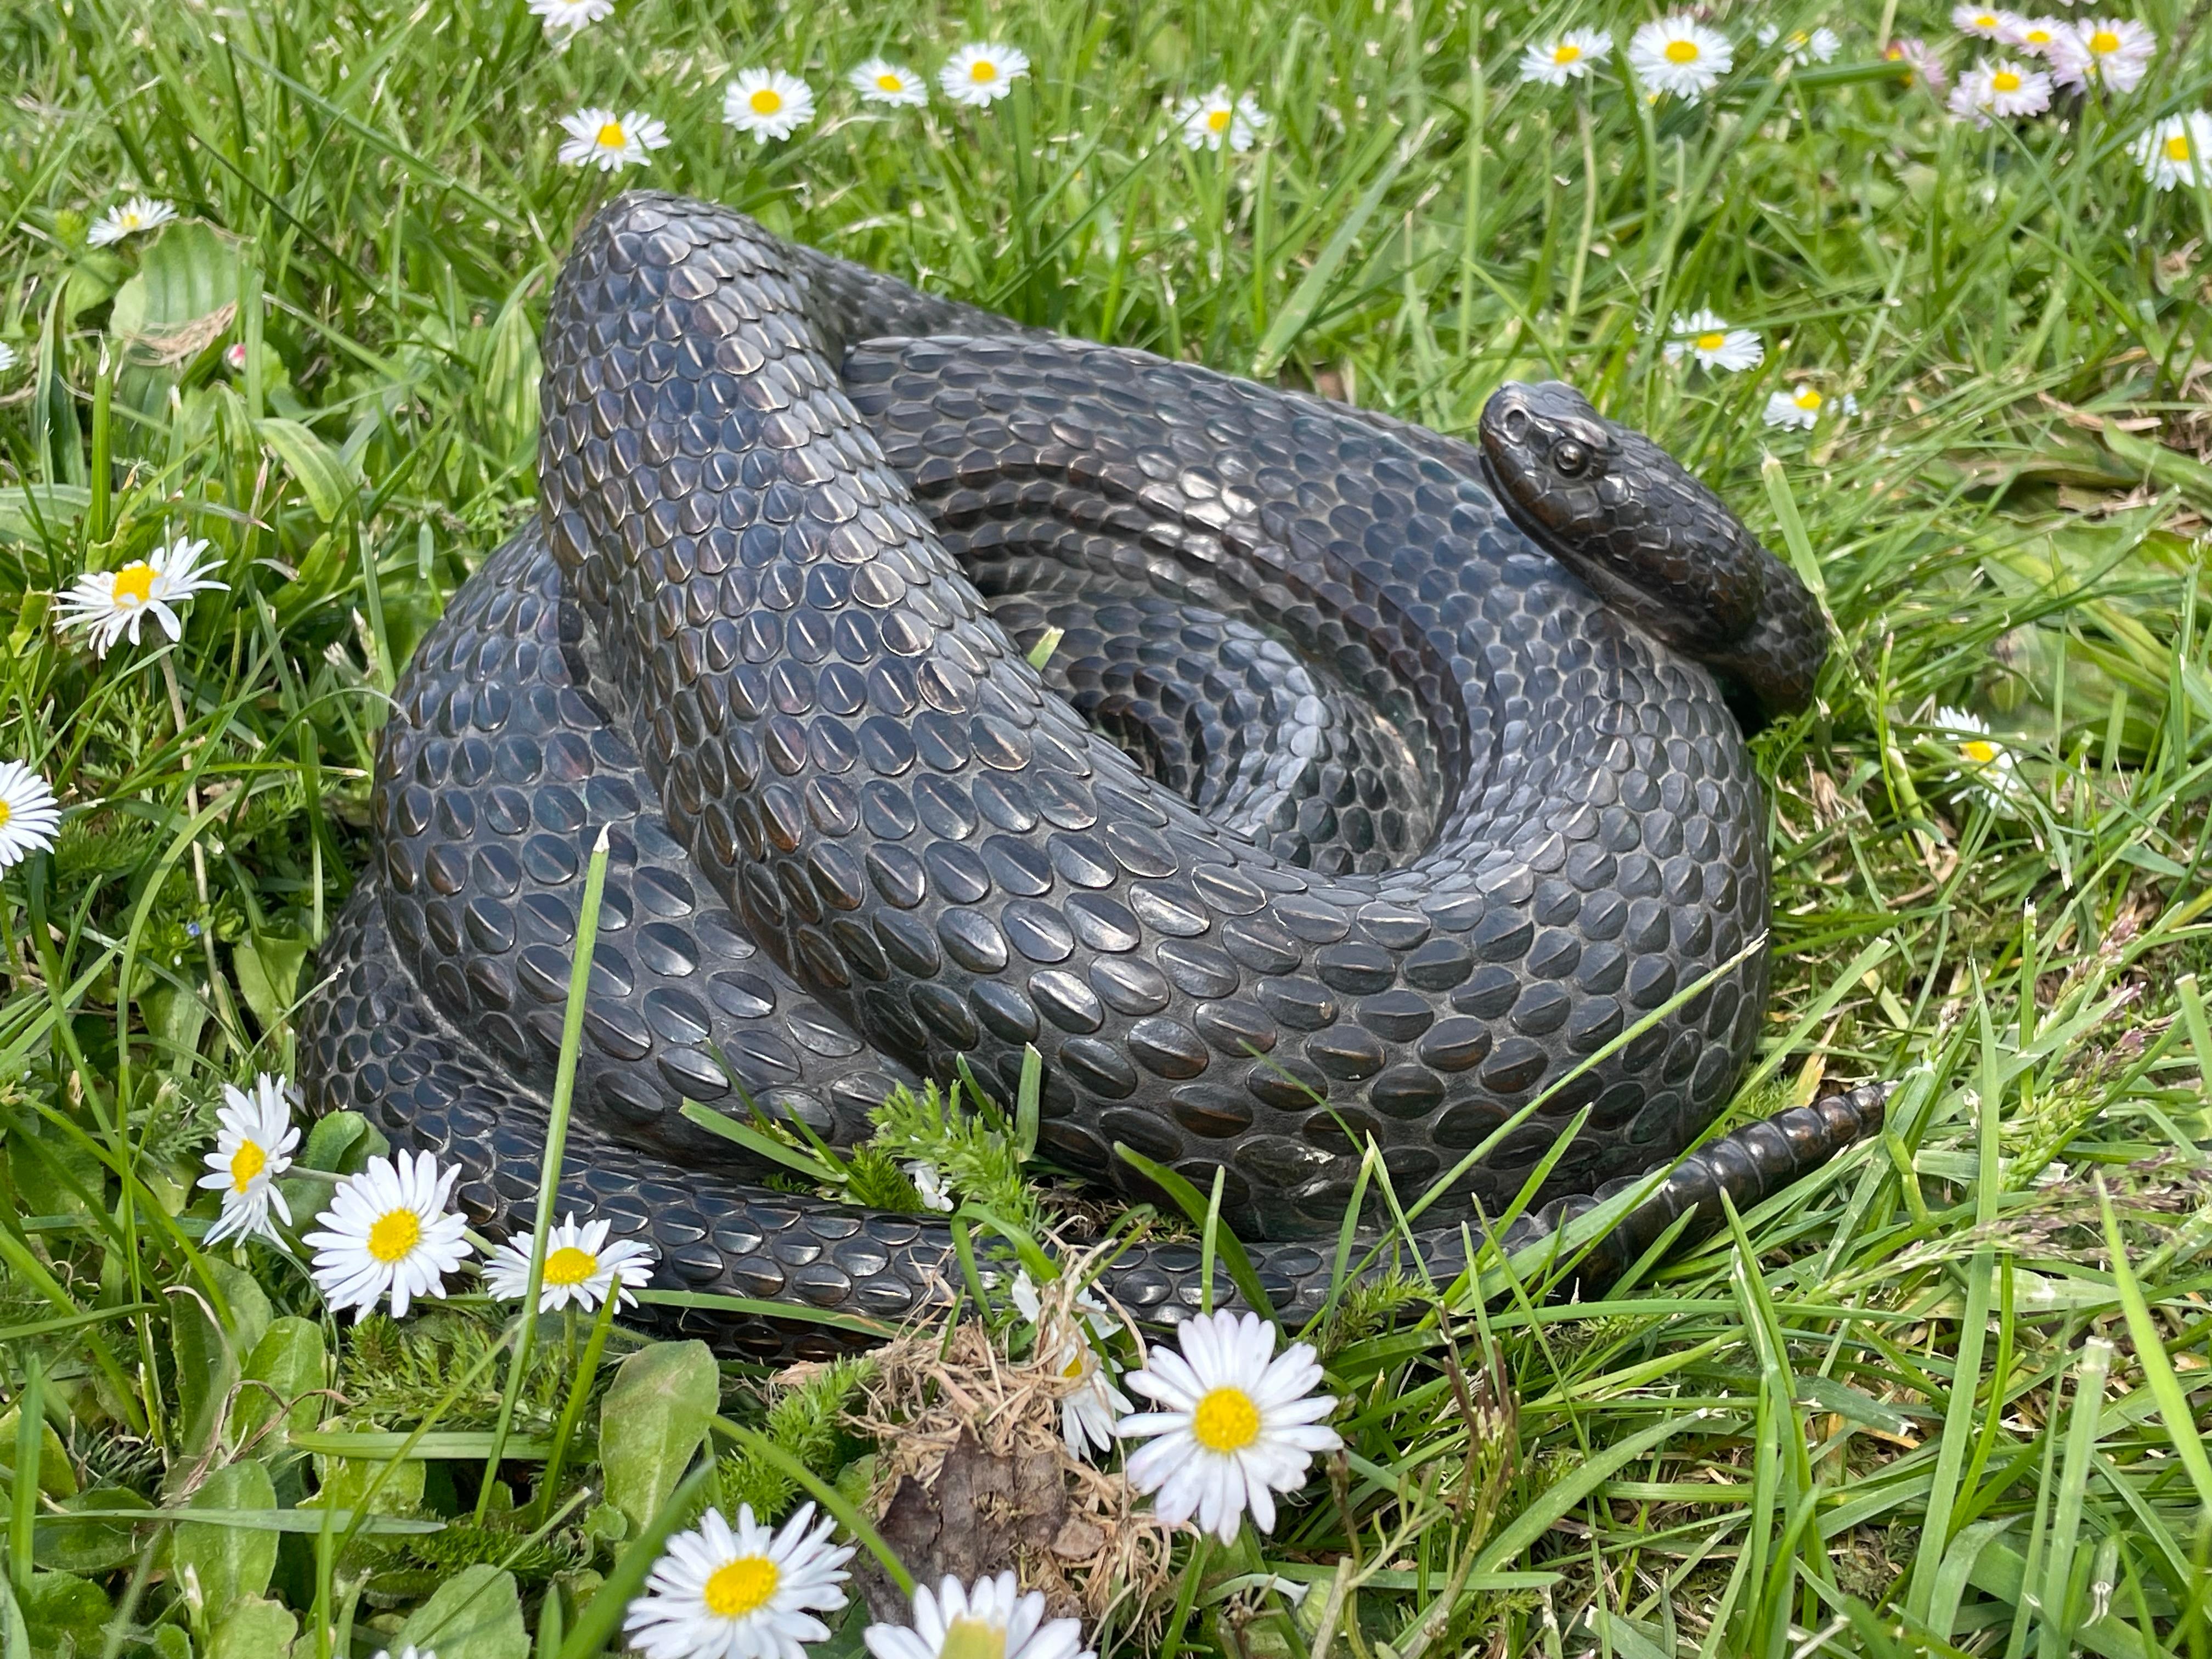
[300,192,1876,1358]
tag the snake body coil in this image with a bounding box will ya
[301,194,1864,1358]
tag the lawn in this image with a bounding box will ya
[2,0,2211,1653]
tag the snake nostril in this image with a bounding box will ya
[1502,408,1528,443]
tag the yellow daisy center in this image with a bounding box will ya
[2166,133,2193,162]
[229,1139,267,1193]
[110,562,156,608]
[1974,13,1997,27]
[941,1615,1009,1659]
[1695,331,1726,352]
[1192,1385,1262,1452]
[970,60,998,82]
[1664,37,1700,63]
[366,1209,421,1263]
[702,1555,780,1619]
[544,1244,599,1285]
[2089,29,2119,53]
[0,802,11,829]
[595,120,627,149]
[750,87,782,115]
[1793,387,1823,411]
[1961,738,1998,764]
[2024,27,2051,45]
[1991,69,2022,92]
[1207,106,1232,131]
[876,72,902,91]
[1553,42,1582,63]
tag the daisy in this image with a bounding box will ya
[861,1573,1091,1659]
[2132,112,2212,189]
[1628,16,1733,100]
[369,1649,435,1659]
[87,195,177,247]
[2001,15,2065,54]
[197,1075,300,1248]
[1011,1271,1133,1463]
[724,70,816,143]
[1932,706,2024,814]
[1953,5,2018,40]
[555,108,669,172]
[1115,1308,1342,1544]
[1518,27,1612,86]
[55,536,228,658]
[2049,18,2154,93]
[0,342,18,374]
[905,1160,954,1212]
[1950,59,2052,122]
[1763,385,1828,430]
[481,1213,657,1313]
[849,59,929,107]
[527,0,611,36]
[1886,38,1950,93]
[303,1151,472,1321]
[1661,309,1763,373]
[0,763,61,870]
[1173,88,1267,152]
[624,1503,854,1659]
[939,43,1028,107]
[1771,27,1841,66]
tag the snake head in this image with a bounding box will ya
[1477,381,1618,539]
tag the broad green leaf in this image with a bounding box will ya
[32,1487,151,1575]
[305,1445,425,1517]
[207,1594,297,1659]
[599,1341,719,1536]
[173,1461,278,1624]
[18,1571,111,1655]
[0,1409,75,1498]
[109,219,242,422]
[231,932,310,1039]
[396,1564,528,1659]
[234,1319,329,1452]
[253,418,360,523]
[170,1260,272,1463]
[0,483,90,550]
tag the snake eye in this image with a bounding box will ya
[1551,439,1589,477]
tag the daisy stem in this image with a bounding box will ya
[477,822,610,1523]
[532,1286,618,1529]
[1156,1532,1213,1659]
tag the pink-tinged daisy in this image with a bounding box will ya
[1953,5,2018,40]
[1886,37,1950,93]
[2049,18,2154,93]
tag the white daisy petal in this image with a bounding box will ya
[1113,1308,1341,1545]
[1660,308,1764,373]
[2133,113,2212,190]
[198,1074,301,1248]
[939,43,1029,108]
[2049,17,2154,92]
[1172,87,1267,152]
[1932,706,2026,816]
[1628,15,1734,100]
[626,1501,857,1659]
[904,1160,954,1211]
[1953,4,2018,41]
[862,1572,1092,1659]
[87,195,178,247]
[528,0,612,36]
[724,70,817,143]
[1519,27,1613,86]
[482,1212,658,1313]
[850,59,929,107]
[55,535,228,659]
[0,761,61,870]
[1763,384,1829,431]
[556,108,670,171]
[303,1151,473,1321]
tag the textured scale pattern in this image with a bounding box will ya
[301,192,1850,1355]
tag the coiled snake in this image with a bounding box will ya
[301,193,1874,1358]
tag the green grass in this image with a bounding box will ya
[3,0,2212,1651]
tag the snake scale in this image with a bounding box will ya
[300,192,1877,1359]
